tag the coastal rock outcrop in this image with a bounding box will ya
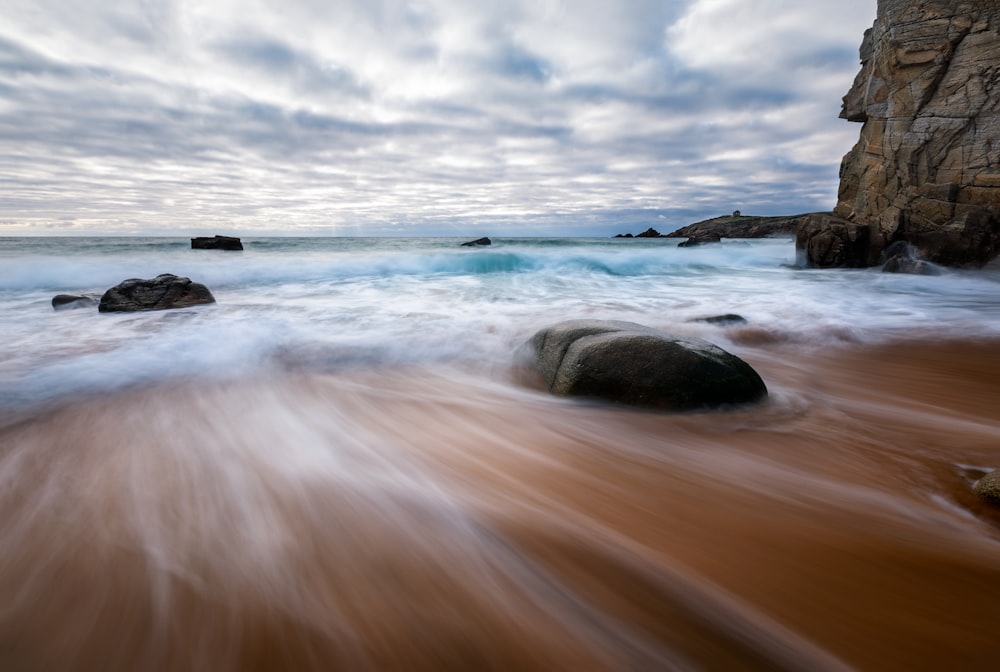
[795,214,873,268]
[518,319,767,410]
[99,274,216,312]
[667,214,812,240]
[811,0,1000,267]
[192,235,243,250]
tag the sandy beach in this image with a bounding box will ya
[2,336,998,670]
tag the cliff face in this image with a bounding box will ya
[818,0,1000,266]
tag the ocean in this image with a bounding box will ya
[2,235,1000,670]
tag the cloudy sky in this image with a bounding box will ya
[1,0,876,236]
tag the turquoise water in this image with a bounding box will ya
[2,236,1000,409]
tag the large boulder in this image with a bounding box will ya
[191,235,243,251]
[832,0,1000,267]
[519,320,767,410]
[99,274,216,313]
[974,471,1000,506]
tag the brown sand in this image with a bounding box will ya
[1,338,999,670]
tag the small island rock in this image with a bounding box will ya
[461,237,492,247]
[518,319,767,410]
[99,274,216,313]
[191,235,243,251]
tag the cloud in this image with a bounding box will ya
[0,0,876,235]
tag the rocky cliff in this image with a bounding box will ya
[801,0,1000,267]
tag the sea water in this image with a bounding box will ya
[3,236,1000,670]
[2,235,1000,410]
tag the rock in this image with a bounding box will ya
[51,294,99,311]
[833,0,1000,267]
[635,227,663,238]
[461,237,492,247]
[691,314,748,326]
[99,274,216,313]
[678,234,721,247]
[518,319,767,410]
[974,471,1000,506]
[795,214,874,268]
[191,235,243,251]
[614,233,634,238]
[880,241,941,275]
[666,214,813,240]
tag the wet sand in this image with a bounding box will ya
[1,338,999,670]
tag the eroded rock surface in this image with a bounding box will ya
[99,274,216,312]
[829,0,1000,267]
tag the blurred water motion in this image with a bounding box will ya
[2,340,1000,670]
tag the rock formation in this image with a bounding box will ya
[802,0,1000,267]
[192,235,243,250]
[99,274,216,312]
[517,320,767,410]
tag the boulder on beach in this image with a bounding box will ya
[99,274,216,313]
[518,319,767,410]
[461,237,492,247]
[191,235,243,251]
[974,471,1000,507]
[796,214,873,268]
[51,294,99,311]
[880,241,941,275]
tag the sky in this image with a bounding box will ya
[0,0,877,236]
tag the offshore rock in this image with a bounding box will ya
[191,235,243,251]
[677,234,721,247]
[635,227,663,238]
[99,274,216,313]
[832,0,1000,267]
[461,237,492,247]
[518,320,767,410]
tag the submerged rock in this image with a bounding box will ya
[974,472,1000,507]
[191,235,243,251]
[678,234,721,247]
[99,274,216,313]
[51,294,99,311]
[461,237,492,247]
[518,319,767,410]
[691,314,748,326]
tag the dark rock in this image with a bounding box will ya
[461,237,492,247]
[795,214,874,268]
[614,233,634,238]
[635,227,662,238]
[191,235,243,251]
[974,471,1000,507]
[880,242,941,275]
[518,319,767,410]
[51,294,99,311]
[692,314,748,326]
[99,274,216,313]
[678,234,721,247]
